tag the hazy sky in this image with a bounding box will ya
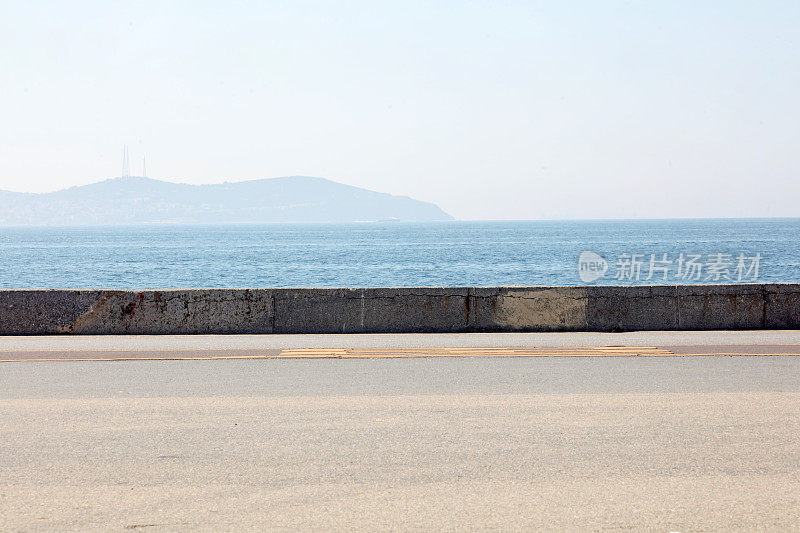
[1,1,798,220]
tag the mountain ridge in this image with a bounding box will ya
[0,176,454,226]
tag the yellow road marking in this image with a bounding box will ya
[275,347,676,358]
[4,346,800,362]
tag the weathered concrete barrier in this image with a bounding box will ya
[0,284,798,335]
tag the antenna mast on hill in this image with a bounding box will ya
[142,156,147,178]
[122,146,131,178]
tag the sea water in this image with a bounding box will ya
[0,219,798,289]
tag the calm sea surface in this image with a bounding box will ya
[0,219,798,289]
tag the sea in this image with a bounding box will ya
[0,219,798,289]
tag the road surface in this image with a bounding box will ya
[1,332,799,530]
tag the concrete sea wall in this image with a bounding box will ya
[1,284,798,335]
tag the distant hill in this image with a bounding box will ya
[0,176,454,226]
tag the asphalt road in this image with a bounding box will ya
[4,330,800,362]
[2,345,800,531]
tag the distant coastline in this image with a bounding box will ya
[0,176,454,226]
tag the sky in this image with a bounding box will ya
[1,1,798,220]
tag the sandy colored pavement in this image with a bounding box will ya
[4,330,800,353]
[2,354,800,531]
